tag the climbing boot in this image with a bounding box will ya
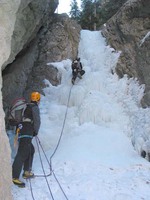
[71,78,75,85]
[77,73,82,79]
[22,171,34,179]
[12,178,25,188]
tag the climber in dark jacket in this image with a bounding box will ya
[12,92,41,187]
[71,58,85,84]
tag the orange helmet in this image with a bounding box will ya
[31,92,41,102]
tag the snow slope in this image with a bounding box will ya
[12,30,150,200]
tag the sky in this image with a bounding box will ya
[57,0,81,14]
[10,30,150,200]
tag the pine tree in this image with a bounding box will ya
[72,0,126,30]
[80,0,95,30]
[70,0,80,22]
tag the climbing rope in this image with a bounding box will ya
[28,137,54,200]
[29,84,73,200]
[34,137,52,177]
[36,136,69,200]
[28,179,36,200]
[28,145,36,200]
[52,171,69,200]
[49,85,73,169]
[35,136,55,200]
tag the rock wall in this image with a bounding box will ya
[0,1,21,199]
[2,14,81,119]
[102,0,150,107]
[24,14,81,96]
[0,0,59,199]
[98,0,127,27]
[2,0,58,70]
[0,1,81,197]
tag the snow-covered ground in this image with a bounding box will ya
[11,30,150,200]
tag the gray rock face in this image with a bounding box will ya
[2,13,81,126]
[98,0,127,26]
[2,39,39,108]
[38,14,81,63]
[1,9,80,197]
[0,1,21,199]
[102,0,150,107]
[25,14,81,97]
[0,1,65,199]
[2,0,58,70]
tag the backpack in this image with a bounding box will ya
[8,98,27,126]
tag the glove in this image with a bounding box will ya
[141,150,146,158]
[33,131,38,136]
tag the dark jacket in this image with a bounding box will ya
[72,60,83,74]
[18,102,41,140]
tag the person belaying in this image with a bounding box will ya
[12,92,41,187]
[71,58,85,85]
